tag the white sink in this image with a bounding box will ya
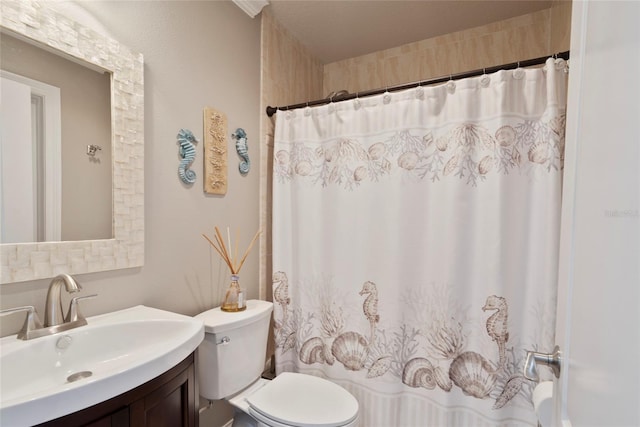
[0,305,204,426]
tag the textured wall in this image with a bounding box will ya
[551,0,573,54]
[323,5,572,95]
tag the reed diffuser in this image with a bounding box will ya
[203,226,260,312]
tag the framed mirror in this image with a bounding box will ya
[0,0,144,284]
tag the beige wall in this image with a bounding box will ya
[0,2,261,426]
[1,34,112,241]
[323,4,572,95]
[551,0,573,54]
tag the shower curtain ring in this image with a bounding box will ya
[353,92,362,109]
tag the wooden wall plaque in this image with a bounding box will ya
[203,107,228,194]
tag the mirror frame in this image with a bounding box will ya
[0,1,144,284]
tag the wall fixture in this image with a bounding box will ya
[87,145,102,157]
[177,129,198,185]
[203,107,228,195]
[232,128,250,175]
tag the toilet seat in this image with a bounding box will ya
[245,372,359,427]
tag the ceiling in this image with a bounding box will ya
[266,0,553,64]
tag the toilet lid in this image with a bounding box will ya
[246,372,358,427]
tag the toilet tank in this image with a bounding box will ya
[195,299,273,400]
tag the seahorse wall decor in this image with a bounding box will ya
[232,128,250,175]
[177,128,198,184]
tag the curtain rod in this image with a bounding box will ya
[266,50,570,117]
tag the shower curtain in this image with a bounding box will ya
[272,58,567,426]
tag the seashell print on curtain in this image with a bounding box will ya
[274,119,566,189]
[273,278,539,412]
[272,58,568,426]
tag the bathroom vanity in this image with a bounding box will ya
[0,305,204,426]
[37,353,198,427]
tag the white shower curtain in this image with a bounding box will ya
[272,58,567,426]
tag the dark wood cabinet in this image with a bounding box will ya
[37,352,198,427]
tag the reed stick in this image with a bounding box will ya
[236,229,261,273]
[203,227,262,275]
[214,227,231,264]
[202,234,227,260]
[234,229,239,269]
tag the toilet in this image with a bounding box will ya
[196,299,359,427]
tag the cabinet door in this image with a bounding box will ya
[130,359,198,427]
[84,407,129,427]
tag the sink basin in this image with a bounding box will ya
[0,305,204,426]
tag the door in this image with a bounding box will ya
[554,1,639,426]
[0,71,62,243]
[0,76,35,243]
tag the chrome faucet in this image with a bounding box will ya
[44,274,81,327]
[1,274,96,340]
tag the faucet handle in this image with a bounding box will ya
[0,306,44,340]
[65,294,98,323]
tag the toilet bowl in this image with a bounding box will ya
[195,300,359,427]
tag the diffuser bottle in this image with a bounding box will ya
[221,275,246,312]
